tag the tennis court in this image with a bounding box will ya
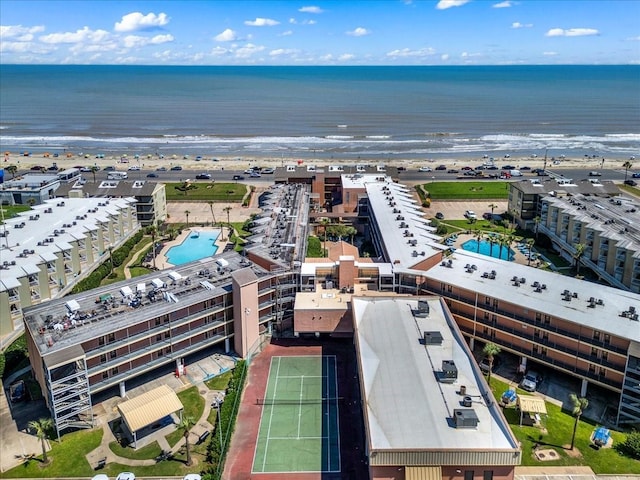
[252,355,341,474]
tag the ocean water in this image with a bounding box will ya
[0,65,638,160]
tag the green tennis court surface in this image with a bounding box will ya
[252,355,341,474]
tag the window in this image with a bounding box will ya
[535,312,542,322]
[100,354,106,364]
[533,345,539,354]
[492,299,498,308]
[541,347,548,356]
[109,350,116,359]
[98,336,105,346]
[604,334,610,344]
[484,312,489,320]
[108,333,115,343]
[593,330,601,341]
[602,351,608,362]
[483,471,493,480]
[111,367,119,375]
[447,284,453,293]
[156,334,162,342]
[164,331,170,339]
[102,371,109,380]
[155,318,161,326]
[589,364,596,374]
[464,471,474,480]
[485,296,491,305]
[599,367,606,377]
[544,315,550,325]
[591,347,598,357]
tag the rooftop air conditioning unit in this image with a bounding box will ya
[423,331,442,345]
[440,360,458,383]
[453,409,479,428]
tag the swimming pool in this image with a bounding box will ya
[166,231,219,265]
[461,239,514,261]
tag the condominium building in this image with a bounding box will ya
[0,197,139,337]
[55,178,167,227]
[538,192,640,293]
[0,169,84,206]
[353,296,521,480]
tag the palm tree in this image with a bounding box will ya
[573,243,586,276]
[525,238,535,266]
[184,210,190,228]
[622,160,633,181]
[345,226,357,244]
[497,235,508,261]
[90,165,99,183]
[533,216,541,240]
[207,201,217,228]
[223,206,232,241]
[178,415,196,466]
[488,234,497,258]
[569,394,589,450]
[319,218,330,257]
[488,203,497,221]
[482,343,501,383]
[5,164,18,179]
[29,418,53,463]
[474,230,484,253]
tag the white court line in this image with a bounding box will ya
[261,356,282,472]
[269,435,328,440]
[276,375,324,378]
[297,375,304,439]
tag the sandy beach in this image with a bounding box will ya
[2,150,634,174]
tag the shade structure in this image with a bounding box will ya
[592,427,611,447]
[517,395,547,426]
[118,385,183,447]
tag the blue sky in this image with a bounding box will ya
[1,1,638,65]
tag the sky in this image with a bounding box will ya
[1,0,639,66]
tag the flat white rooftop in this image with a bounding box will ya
[353,296,518,451]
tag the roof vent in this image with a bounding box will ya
[453,409,479,429]
[440,360,458,383]
[423,331,443,345]
[415,300,430,317]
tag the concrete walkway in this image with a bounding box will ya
[84,382,224,470]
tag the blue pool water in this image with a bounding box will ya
[461,239,515,261]
[166,231,219,265]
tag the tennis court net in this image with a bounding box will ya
[256,397,343,405]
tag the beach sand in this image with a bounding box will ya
[1,150,634,173]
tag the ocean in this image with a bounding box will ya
[0,65,638,160]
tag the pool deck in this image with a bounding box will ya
[449,233,543,267]
[156,227,229,270]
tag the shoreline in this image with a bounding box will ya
[2,150,635,173]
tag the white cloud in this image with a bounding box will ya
[545,28,599,37]
[280,30,293,36]
[493,1,513,8]
[0,40,54,54]
[627,35,640,41]
[244,18,280,27]
[269,48,299,56]
[441,53,450,60]
[299,6,323,14]
[386,47,436,58]
[461,51,483,58]
[436,0,471,10]
[40,26,110,44]
[346,27,370,37]
[123,34,174,48]
[512,22,532,29]
[0,25,45,41]
[114,12,169,32]
[338,53,355,61]
[215,29,237,42]
[543,51,558,56]
[234,43,266,58]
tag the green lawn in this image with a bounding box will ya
[108,439,162,460]
[488,377,640,473]
[422,181,510,199]
[165,386,205,447]
[0,429,103,478]
[101,237,152,286]
[129,266,153,277]
[205,370,233,391]
[0,204,31,222]
[165,182,246,201]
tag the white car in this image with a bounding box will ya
[418,166,432,172]
[464,210,477,219]
[91,475,109,480]
[520,370,540,392]
[127,165,140,171]
[116,473,136,480]
[183,475,202,480]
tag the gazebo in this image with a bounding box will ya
[117,385,183,448]
[516,395,547,427]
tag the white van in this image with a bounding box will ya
[107,172,128,180]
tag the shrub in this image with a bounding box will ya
[616,430,640,460]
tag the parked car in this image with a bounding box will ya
[170,165,183,171]
[464,210,477,219]
[447,169,459,174]
[146,173,158,178]
[435,212,444,220]
[588,171,602,176]
[482,212,492,220]
[520,166,531,171]
[519,370,542,392]
[9,380,26,403]
[47,164,59,171]
[195,173,211,180]
[479,356,501,373]
[116,473,136,480]
[183,475,202,480]
[418,166,432,172]
[261,167,275,174]
[503,164,515,170]
[232,175,245,181]
[435,165,447,171]
[250,172,262,178]
[104,166,116,171]
[460,166,473,171]
[30,165,45,171]
[156,166,167,171]
[632,172,640,178]
[128,165,140,171]
[624,179,638,186]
